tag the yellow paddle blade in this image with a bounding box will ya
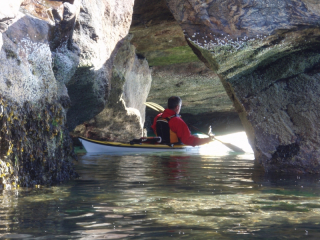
[145,102,164,112]
[146,102,165,112]
[144,102,163,112]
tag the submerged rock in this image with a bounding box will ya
[165,0,320,173]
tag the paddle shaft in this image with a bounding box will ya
[190,125,229,143]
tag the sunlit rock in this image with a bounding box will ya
[0,0,22,22]
[166,0,320,173]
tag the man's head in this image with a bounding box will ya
[168,96,182,114]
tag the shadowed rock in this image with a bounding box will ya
[73,35,152,142]
[66,0,134,131]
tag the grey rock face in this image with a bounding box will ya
[66,0,134,130]
[166,0,320,173]
[73,35,152,142]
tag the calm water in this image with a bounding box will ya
[1,133,320,239]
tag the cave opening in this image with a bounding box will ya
[129,0,243,137]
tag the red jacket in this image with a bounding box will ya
[151,109,211,146]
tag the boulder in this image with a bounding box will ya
[73,35,152,142]
[66,0,134,130]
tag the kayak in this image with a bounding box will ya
[78,137,195,153]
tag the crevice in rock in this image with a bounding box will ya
[136,53,146,60]
[271,142,300,163]
[186,38,219,71]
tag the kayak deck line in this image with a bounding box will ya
[78,137,191,153]
[78,137,186,148]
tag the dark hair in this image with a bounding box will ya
[168,96,182,110]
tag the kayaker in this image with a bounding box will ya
[151,96,213,146]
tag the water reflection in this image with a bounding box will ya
[1,144,320,239]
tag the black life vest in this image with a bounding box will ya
[155,114,180,144]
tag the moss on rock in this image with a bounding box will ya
[143,46,200,66]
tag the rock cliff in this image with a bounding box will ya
[147,62,233,115]
[165,0,320,173]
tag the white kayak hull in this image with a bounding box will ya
[78,137,194,153]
